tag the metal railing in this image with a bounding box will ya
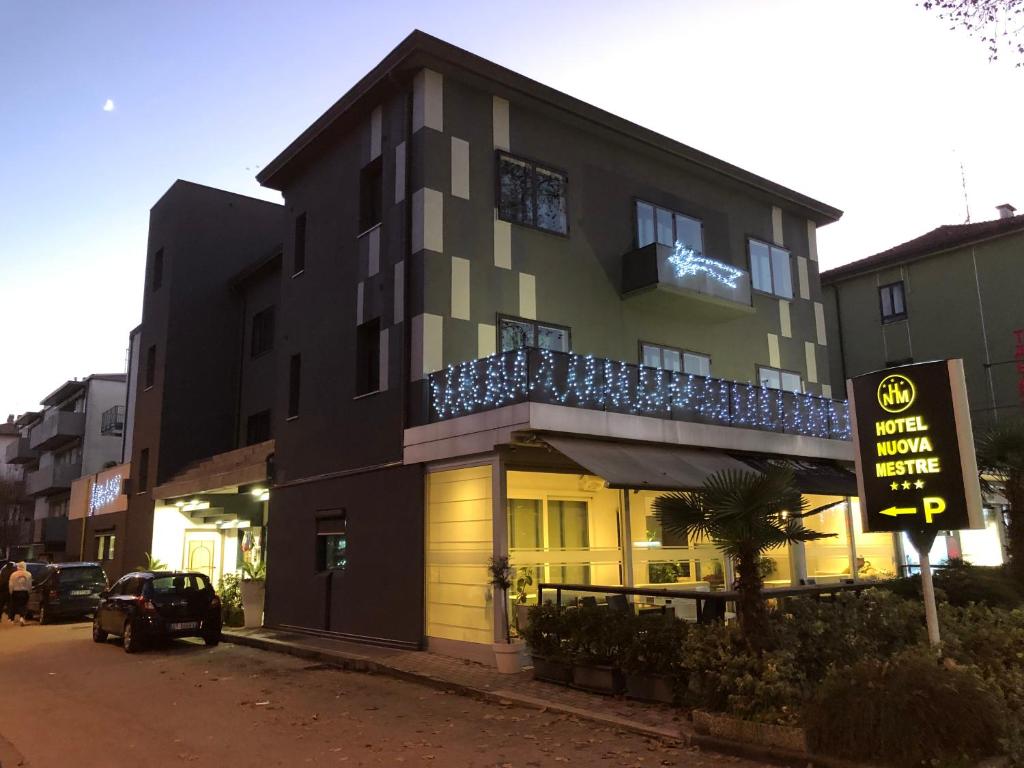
[428,347,851,440]
[101,405,125,436]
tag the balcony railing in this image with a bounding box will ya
[101,405,126,436]
[29,410,85,451]
[427,348,851,441]
[25,462,82,497]
[3,436,37,465]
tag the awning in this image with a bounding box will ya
[731,454,857,496]
[542,436,750,492]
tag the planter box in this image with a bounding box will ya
[240,580,266,629]
[531,655,572,685]
[625,672,675,704]
[572,662,624,695]
[692,710,807,753]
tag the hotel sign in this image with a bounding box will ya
[848,360,983,533]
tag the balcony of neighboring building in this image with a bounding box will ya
[621,242,755,321]
[101,405,125,437]
[29,410,86,451]
[34,516,67,549]
[4,436,38,465]
[25,462,82,497]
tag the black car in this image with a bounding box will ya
[28,562,108,623]
[92,571,222,653]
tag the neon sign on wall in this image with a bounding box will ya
[667,242,744,289]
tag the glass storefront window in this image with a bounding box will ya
[802,495,853,582]
[849,498,898,579]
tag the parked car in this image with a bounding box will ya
[92,571,222,653]
[28,562,109,624]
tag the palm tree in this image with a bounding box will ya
[137,552,168,571]
[653,466,833,640]
[976,421,1024,584]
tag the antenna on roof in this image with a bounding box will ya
[959,159,972,224]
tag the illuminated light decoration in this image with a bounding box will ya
[667,242,744,289]
[429,349,851,441]
[88,474,123,516]
[181,499,210,513]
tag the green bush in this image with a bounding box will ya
[804,651,1007,767]
[523,603,567,659]
[622,612,688,676]
[879,562,1023,609]
[217,573,244,627]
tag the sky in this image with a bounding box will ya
[1,0,1022,416]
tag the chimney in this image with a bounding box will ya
[6,414,12,423]
[997,203,1016,219]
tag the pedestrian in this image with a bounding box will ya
[8,561,32,626]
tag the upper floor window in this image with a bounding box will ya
[499,316,570,353]
[497,152,568,235]
[152,248,164,291]
[251,306,275,358]
[293,213,307,276]
[246,410,271,445]
[316,513,348,571]
[97,533,116,561]
[640,343,711,377]
[749,239,793,299]
[359,156,383,233]
[879,281,906,323]
[144,345,156,389]
[758,365,802,393]
[635,202,703,253]
[355,318,381,396]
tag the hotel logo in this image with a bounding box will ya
[877,373,915,414]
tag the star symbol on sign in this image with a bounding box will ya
[890,482,899,491]
[914,479,925,490]
[902,481,912,490]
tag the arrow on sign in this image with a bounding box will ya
[880,505,917,518]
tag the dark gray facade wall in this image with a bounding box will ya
[822,232,1024,429]
[264,464,425,647]
[417,70,832,394]
[274,87,410,484]
[238,262,281,447]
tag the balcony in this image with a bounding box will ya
[25,462,82,497]
[29,410,85,451]
[101,405,125,436]
[622,242,754,321]
[4,436,38,465]
[35,516,67,548]
[427,348,850,441]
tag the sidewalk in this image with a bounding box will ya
[223,626,689,743]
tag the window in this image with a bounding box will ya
[96,534,116,561]
[757,366,802,393]
[293,213,307,276]
[144,345,156,389]
[251,306,275,357]
[498,317,570,353]
[635,201,703,253]
[152,248,164,291]
[509,499,542,549]
[497,152,567,235]
[49,497,69,518]
[55,446,82,466]
[748,239,793,298]
[149,574,210,595]
[879,281,907,323]
[640,343,711,377]
[287,354,301,419]
[137,448,149,493]
[316,513,347,571]
[359,157,383,233]
[246,410,271,445]
[355,318,381,396]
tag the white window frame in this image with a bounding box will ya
[757,365,802,393]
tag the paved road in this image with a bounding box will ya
[0,621,766,767]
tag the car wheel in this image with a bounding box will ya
[92,616,108,643]
[203,630,221,647]
[123,620,142,654]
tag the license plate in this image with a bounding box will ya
[169,621,198,631]
[70,590,90,597]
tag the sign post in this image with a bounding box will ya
[847,360,983,647]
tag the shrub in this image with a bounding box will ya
[622,613,687,676]
[217,573,244,627]
[565,605,633,665]
[879,562,1023,609]
[523,604,567,660]
[804,651,1007,767]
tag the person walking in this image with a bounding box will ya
[8,561,32,626]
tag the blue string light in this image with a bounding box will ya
[429,349,851,440]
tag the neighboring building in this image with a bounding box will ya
[246,31,890,661]
[120,180,284,584]
[0,415,33,559]
[68,461,131,572]
[5,375,126,561]
[821,206,1024,570]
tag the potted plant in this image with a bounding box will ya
[569,605,629,695]
[513,566,534,635]
[240,559,266,629]
[623,612,685,703]
[487,555,524,673]
[522,603,573,684]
